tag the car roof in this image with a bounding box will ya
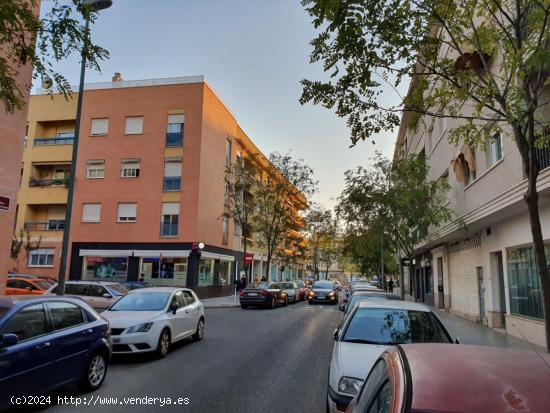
[61,280,122,286]
[127,287,190,293]
[399,344,550,412]
[0,295,88,308]
[355,300,431,312]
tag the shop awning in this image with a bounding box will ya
[201,252,235,262]
[79,249,133,257]
[133,250,190,258]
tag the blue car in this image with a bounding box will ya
[0,296,111,406]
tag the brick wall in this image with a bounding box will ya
[448,246,483,320]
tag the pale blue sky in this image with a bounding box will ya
[43,0,399,209]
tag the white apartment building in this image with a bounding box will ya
[394,98,550,347]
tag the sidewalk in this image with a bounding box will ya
[201,294,240,309]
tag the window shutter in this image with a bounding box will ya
[118,203,137,220]
[162,202,179,215]
[125,117,144,134]
[82,204,101,222]
[91,119,109,135]
[164,160,182,177]
[168,114,185,124]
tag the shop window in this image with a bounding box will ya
[140,257,188,286]
[83,256,128,281]
[198,259,215,287]
[219,261,232,285]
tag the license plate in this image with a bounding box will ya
[248,293,258,296]
[112,338,120,343]
[318,295,325,299]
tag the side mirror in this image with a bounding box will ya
[455,338,461,344]
[0,333,18,349]
[103,293,112,298]
[333,329,339,341]
[339,304,346,312]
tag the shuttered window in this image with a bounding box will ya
[82,204,101,222]
[90,118,109,136]
[118,203,137,222]
[125,116,144,135]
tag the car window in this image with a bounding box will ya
[108,284,128,296]
[6,280,16,288]
[23,280,39,291]
[48,302,86,330]
[0,304,51,341]
[109,292,171,311]
[32,280,52,290]
[88,285,108,297]
[269,283,280,289]
[343,308,451,345]
[354,359,389,413]
[182,291,195,306]
[313,281,333,289]
[65,284,89,296]
[172,291,185,308]
[367,380,392,413]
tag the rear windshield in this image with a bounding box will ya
[250,282,269,289]
[343,308,451,345]
[279,283,294,289]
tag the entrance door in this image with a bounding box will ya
[415,269,422,302]
[424,267,434,306]
[437,257,444,308]
[477,267,485,322]
[496,252,506,327]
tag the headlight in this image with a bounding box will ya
[308,291,316,296]
[338,376,364,395]
[328,291,336,296]
[126,322,153,333]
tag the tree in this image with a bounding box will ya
[1,0,109,112]
[224,156,257,281]
[253,152,317,280]
[318,216,341,279]
[301,0,550,351]
[305,203,333,278]
[337,153,452,296]
[10,229,41,272]
[342,227,394,278]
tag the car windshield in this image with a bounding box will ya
[250,282,269,289]
[108,284,129,296]
[109,292,170,311]
[313,281,333,289]
[343,308,451,345]
[279,283,294,289]
[33,280,52,290]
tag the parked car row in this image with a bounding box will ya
[0,286,206,409]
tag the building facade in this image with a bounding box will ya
[395,93,550,347]
[16,75,305,298]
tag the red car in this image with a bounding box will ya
[346,343,550,413]
[296,281,309,301]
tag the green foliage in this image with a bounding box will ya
[10,229,41,272]
[0,0,109,113]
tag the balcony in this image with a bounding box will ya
[24,220,65,231]
[160,222,178,237]
[166,131,184,147]
[34,136,74,146]
[536,146,550,172]
[29,177,69,187]
[163,177,181,192]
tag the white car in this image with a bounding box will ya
[327,301,455,413]
[279,281,299,303]
[102,287,205,358]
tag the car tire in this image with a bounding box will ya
[192,318,205,341]
[77,352,108,392]
[270,297,276,309]
[155,328,171,358]
[240,303,247,309]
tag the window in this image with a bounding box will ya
[86,160,104,179]
[224,179,231,205]
[82,203,101,223]
[48,302,85,330]
[198,259,215,286]
[219,261,232,285]
[88,285,108,297]
[489,133,503,166]
[28,248,55,267]
[171,290,185,308]
[0,304,50,341]
[355,360,389,412]
[163,158,182,191]
[161,202,179,236]
[82,257,128,281]
[64,284,89,295]
[90,118,109,136]
[427,125,434,153]
[182,290,196,306]
[167,114,184,133]
[225,139,232,168]
[121,159,140,178]
[222,216,229,245]
[118,203,137,222]
[125,116,144,135]
[507,245,548,319]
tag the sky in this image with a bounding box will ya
[42,0,399,210]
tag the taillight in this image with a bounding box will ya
[260,289,271,297]
[240,290,246,296]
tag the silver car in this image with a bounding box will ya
[279,281,299,304]
[45,281,128,310]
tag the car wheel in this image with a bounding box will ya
[192,318,205,341]
[240,303,247,309]
[283,296,288,306]
[270,296,276,309]
[155,328,171,358]
[77,352,107,392]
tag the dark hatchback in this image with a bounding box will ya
[308,281,339,304]
[0,296,111,407]
[239,282,288,309]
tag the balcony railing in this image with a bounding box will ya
[160,222,178,237]
[166,131,184,147]
[34,136,74,146]
[24,220,65,231]
[163,177,181,191]
[536,146,550,172]
[29,178,69,187]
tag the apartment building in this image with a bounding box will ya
[15,75,305,298]
[395,91,550,347]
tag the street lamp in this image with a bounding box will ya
[57,0,113,295]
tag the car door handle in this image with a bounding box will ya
[36,342,51,350]
[82,329,93,336]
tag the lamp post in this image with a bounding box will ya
[57,0,113,295]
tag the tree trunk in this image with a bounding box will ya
[398,254,405,300]
[243,237,248,283]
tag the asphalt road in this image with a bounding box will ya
[33,300,341,413]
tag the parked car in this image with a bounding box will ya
[239,282,288,309]
[45,281,128,311]
[327,301,455,413]
[346,343,550,413]
[7,274,57,284]
[339,291,402,314]
[0,296,111,407]
[295,280,309,301]
[102,287,204,358]
[120,281,157,290]
[5,277,51,295]
[308,280,339,305]
[279,282,299,303]
[333,280,342,291]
